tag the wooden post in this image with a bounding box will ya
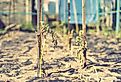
[9,1,12,25]
[26,0,32,23]
[37,0,43,77]
[68,0,72,50]
[82,0,86,36]
[82,0,87,68]
[13,0,16,23]
[68,0,70,34]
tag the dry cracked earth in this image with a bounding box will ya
[0,30,121,82]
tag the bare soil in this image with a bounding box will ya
[0,30,121,82]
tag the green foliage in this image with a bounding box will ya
[55,25,64,35]
[88,29,96,34]
[102,28,121,38]
[102,29,111,36]
[0,29,6,35]
[20,22,35,32]
[116,30,121,38]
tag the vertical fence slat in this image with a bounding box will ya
[96,0,100,34]
[116,0,120,34]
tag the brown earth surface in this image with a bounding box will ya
[0,30,121,82]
